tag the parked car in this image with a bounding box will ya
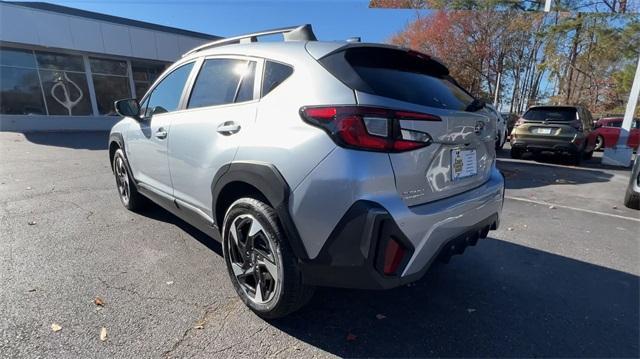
[500,112,519,135]
[109,25,504,318]
[487,105,508,149]
[592,117,640,151]
[624,154,640,209]
[510,105,596,165]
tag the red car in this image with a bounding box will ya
[592,117,640,151]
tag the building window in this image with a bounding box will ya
[36,51,92,116]
[132,62,167,100]
[0,47,46,115]
[90,58,131,115]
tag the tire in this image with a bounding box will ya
[624,189,640,210]
[594,135,604,151]
[510,148,523,159]
[583,149,594,160]
[572,149,583,166]
[113,149,147,211]
[222,197,314,319]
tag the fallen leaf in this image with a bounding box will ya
[27,288,36,292]
[27,221,37,226]
[51,323,62,332]
[612,205,618,209]
[549,205,556,209]
[507,227,514,231]
[522,224,528,229]
[467,308,477,313]
[375,314,386,320]
[166,281,174,285]
[100,327,108,341]
[26,186,32,190]
[346,333,357,341]
[194,320,205,329]
[94,297,105,307]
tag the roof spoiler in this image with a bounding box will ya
[182,24,316,57]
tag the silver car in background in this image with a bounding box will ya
[109,25,504,318]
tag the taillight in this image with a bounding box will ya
[300,106,438,152]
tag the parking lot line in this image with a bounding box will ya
[505,196,640,223]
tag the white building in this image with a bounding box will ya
[0,1,220,131]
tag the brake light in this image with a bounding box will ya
[300,106,438,152]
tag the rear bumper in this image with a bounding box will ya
[511,135,583,153]
[300,167,505,289]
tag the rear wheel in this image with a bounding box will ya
[113,149,147,211]
[222,198,314,319]
[510,148,523,159]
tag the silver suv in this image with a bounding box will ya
[109,25,505,318]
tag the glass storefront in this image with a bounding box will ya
[0,46,168,116]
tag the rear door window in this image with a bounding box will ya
[522,107,577,122]
[319,47,474,111]
[187,58,257,109]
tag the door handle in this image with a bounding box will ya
[155,127,168,139]
[217,121,241,135]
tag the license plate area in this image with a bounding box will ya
[533,127,553,135]
[451,149,477,181]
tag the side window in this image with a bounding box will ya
[261,61,293,97]
[611,121,622,128]
[187,59,256,109]
[143,62,194,119]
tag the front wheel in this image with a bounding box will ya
[594,135,604,151]
[222,198,314,319]
[113,149,147,211]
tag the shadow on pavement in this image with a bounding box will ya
[23,131,110,150]
[272,238,639,357]
[135,201,638,357]
[496,159,614,190]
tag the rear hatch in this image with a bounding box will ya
[516,106,581,139]
[317,45,496,206]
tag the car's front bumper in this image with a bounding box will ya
[299,167,505,289]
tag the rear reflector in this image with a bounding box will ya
[300,106,438,152]
[383,238,406,275]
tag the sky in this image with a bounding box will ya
[27,0,430,43]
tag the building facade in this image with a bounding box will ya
[0,1,220,131]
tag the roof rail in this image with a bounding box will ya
[182,24,317,57]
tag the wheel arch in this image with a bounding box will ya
[212,161,309,260]
[108,132,125,170]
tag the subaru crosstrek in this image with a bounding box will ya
[109,25,504,318]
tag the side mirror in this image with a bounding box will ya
[115,99,141,120]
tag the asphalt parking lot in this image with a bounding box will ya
[1,131,638,358]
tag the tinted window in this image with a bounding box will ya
[188,59,256,109]
[262,61,293,97]
[319,47,473,110]
[610,120,622,128]
[0,48,46,115]
[523,107,577,122]
[144,62,194,118]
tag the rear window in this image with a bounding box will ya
[319,47,474,111]
[523,107,577,122]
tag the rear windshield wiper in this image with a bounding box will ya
[465,99,486,112]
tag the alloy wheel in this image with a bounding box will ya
[114,156,130,204]
[227,214,279,304]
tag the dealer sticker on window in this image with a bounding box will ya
[451,149,477,181]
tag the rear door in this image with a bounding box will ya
[168,56,261,216]
[318,46,495,206]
